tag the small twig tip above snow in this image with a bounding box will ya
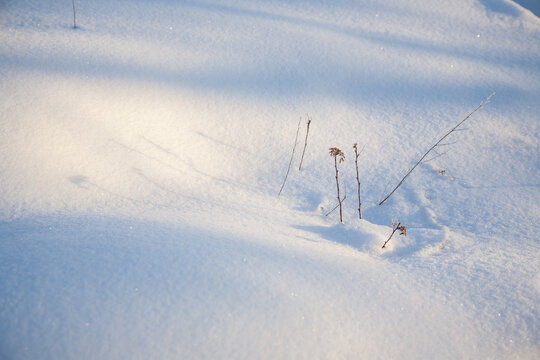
[382,220,407,249]
[298,115,312,171]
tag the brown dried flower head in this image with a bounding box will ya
[399,226,407,236]
[391,220,407,236]
[329,147,345,163]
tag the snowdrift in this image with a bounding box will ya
[1,0,539,358]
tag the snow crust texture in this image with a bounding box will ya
[1,0,539,359]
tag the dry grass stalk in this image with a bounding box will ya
[379,92,495,205]
[278,118,302,197]
[329,147,345,222]
[72,0,77,28]
[325,184,347,217]
[298,115,312,171]
[353,143,364,219]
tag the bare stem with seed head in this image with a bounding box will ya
[329,147,345,223]
[382,220,407,248]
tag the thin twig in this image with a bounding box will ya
[72,0,77,28]
[422,150,450,163]
[335,154,342,222]
[278,118,302,197]
[329,148,345,222]
[325,184,346,216]
[353,143,364,219]
[382,222,400,248]
[438,141,458,147]
[298,115,312,171]
[378,92,495,205]
[325,194,347,217]
[382,221,406,248]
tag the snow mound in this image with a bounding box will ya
[1,0,539,358]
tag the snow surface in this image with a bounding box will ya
[1,0,539,358]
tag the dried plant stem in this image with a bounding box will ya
[325,184,347,217]
[379,92,495,205]
[334,156,343,222]
[72,0,77,28]
[329,148,345,223]
[324,194,347,217]
[382,221,406,248]
[382,222,401,248]
[278,118,302,197]
[298,116,312,171]
[353,143,364,219]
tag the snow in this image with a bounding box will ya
[1,0,539,358]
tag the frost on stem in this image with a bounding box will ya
[329,147,345,223]
[382,220,407,248]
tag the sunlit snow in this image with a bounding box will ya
[1,0,539,359]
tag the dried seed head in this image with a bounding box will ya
[329,147,345,162]
[399,226,407,236]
